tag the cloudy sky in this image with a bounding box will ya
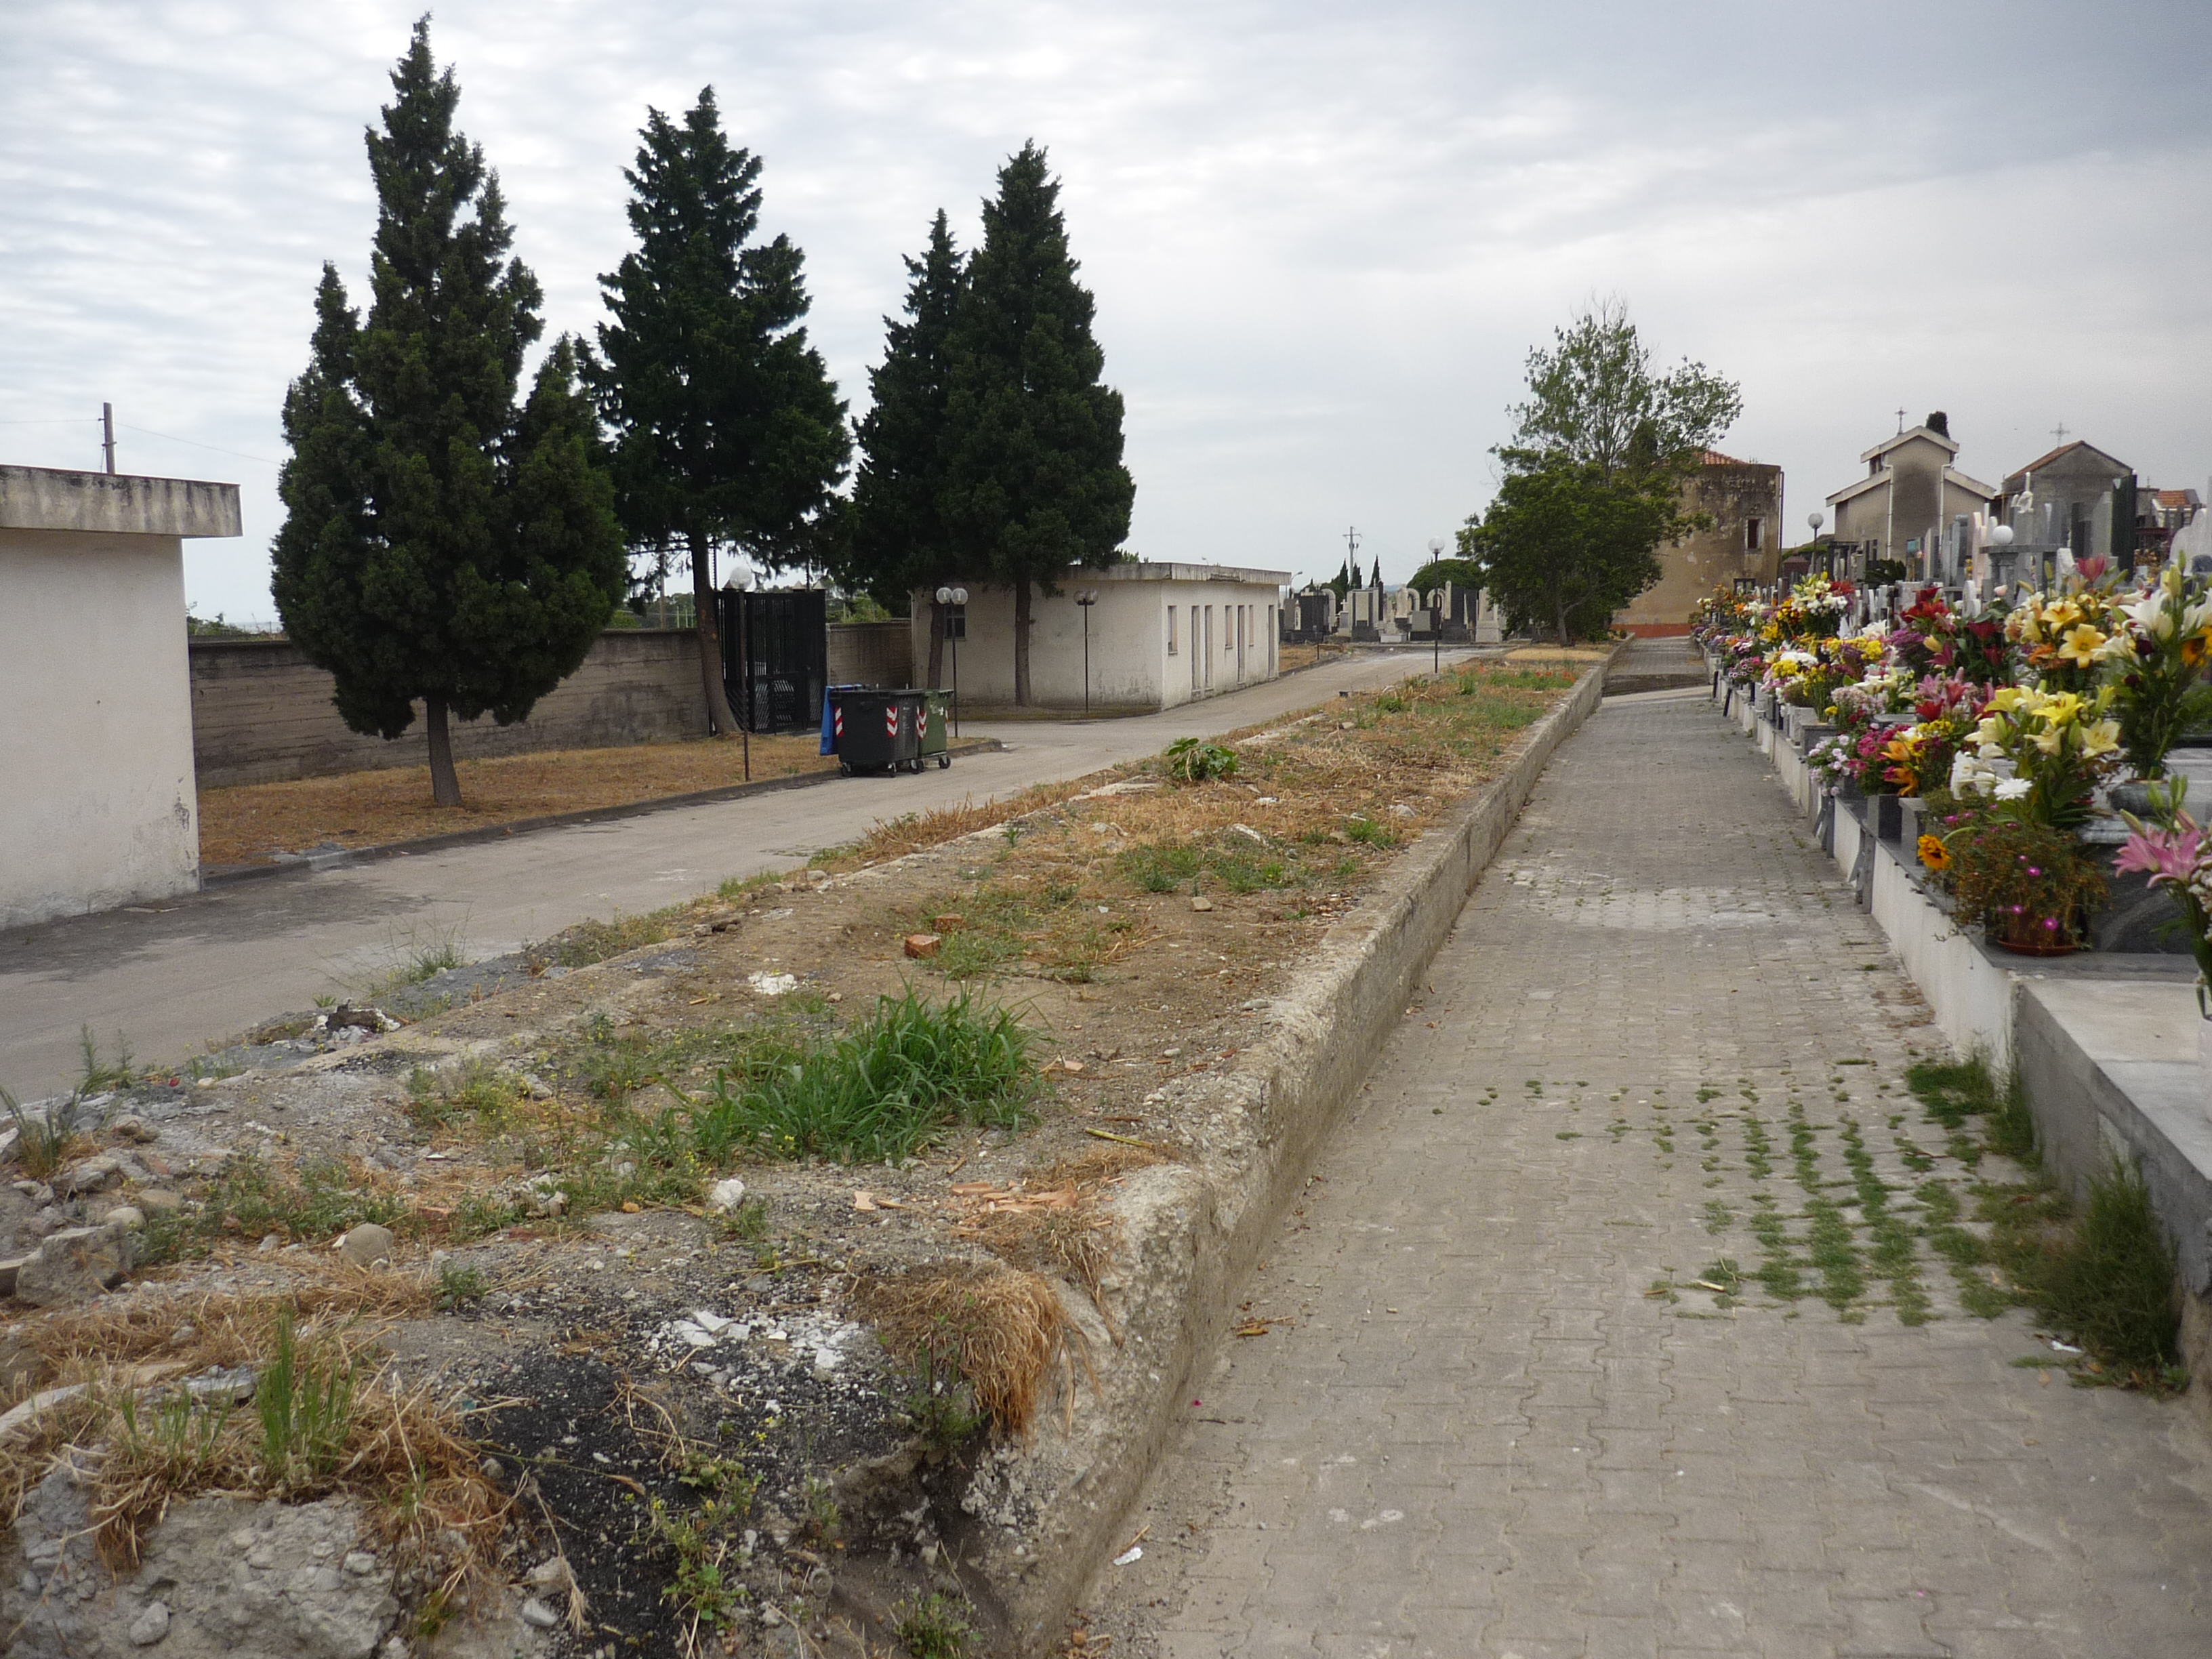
[5,0,2209,623]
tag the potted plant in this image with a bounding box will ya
[1938,811,2109,954]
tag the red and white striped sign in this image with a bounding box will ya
[884,703,899,737]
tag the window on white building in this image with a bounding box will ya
[1167,605,1178,655]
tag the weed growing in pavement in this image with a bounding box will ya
[258,1311,362,1483]
[693,986,1038,1164]
[434,1263,489,1309]
[894,1591,979,1659]
[715,1196,771,1242]
[899,1352,989,1455]
[1163,737,1238,782]
[139,1154,411,1265]
[5,1086,83,1181]
[405,1061,527,1136]
[363,924,468,1000]
[78,1026,138,1092]
[643,1446,764,1645]
[1904,1055,2182,1384]
[531,905,687,970]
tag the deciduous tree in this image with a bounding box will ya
[1464,300,1741,642]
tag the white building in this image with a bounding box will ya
[909,561,1290,712]
[1,464,241,927]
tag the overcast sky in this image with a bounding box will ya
[5,0,2209,623]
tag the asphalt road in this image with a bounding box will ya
[1,649,1475,1104]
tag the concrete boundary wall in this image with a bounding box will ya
[190,623,914,789]
[949,661,1612,1645]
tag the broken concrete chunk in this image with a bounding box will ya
[708,1177,747,1212]
[14,1225,134,1307]
[1190,897,1215,912]
[49,1154,125,1197]
[518,1597,560,1629]
[336,1223,396,1270]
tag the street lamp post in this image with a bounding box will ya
[1075,590,1099,714]
[1427,537,1446,674]
[936,585,968,737]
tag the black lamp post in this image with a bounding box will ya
[936,584,968,736]
[1075,590,1099,714]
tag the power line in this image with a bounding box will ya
[0,417,100,426]
[118,424,281,466]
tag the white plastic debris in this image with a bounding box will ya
[748,972,800,996]
[1113,1546,1143,1566]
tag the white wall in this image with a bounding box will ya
[909,565,1285,710]
[1,527,200,926]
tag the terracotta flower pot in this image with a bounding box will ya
[1994,911,2078,956]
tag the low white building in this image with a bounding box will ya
[1,464,241,927]
[909,561,1290,712]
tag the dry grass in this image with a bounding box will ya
[956,1143,1168,1330]
[855,1261,1069,1436]
[200,733,833,867]
[3,1268,503,1610]
[835,777,1098,867]
[9,1264,436,1398]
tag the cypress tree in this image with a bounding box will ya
[272,20,623,808]
[941,142,1133,705]
[591,88,848,736]
[846,210,965,684]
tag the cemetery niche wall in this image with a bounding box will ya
[0,464,241,926]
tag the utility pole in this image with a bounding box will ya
[102,403,116,474]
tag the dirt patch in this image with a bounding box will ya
[9,661,1577,1655]
[199,733,835,868]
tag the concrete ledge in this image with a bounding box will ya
[957,665,1610,1647]
[2015,981,2212,1422]
[0,465,240,538]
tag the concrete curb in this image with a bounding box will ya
[198,739,1008,888]
[954,663,1610,1648]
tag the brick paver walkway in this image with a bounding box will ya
[1089,689,2212,1658]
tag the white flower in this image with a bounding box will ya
[1949,752,1999,797]
[1994,778,2032,800]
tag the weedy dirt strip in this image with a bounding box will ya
[3,659,1595,1657]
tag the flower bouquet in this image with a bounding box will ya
[1963,684,2124,830]
[2108,565,2212,779]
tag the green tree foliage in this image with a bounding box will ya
[941,142,1134,704]
[590,88,848,735]
[273,20,623,808]
[1499,298,1742,481]
[846,210,966,681]
[1463,300,1741,642]
[1460,466,1674,643]
[1407,556,1482,596]
[1329,559,1352,599]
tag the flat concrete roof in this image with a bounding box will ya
[0,464,242,539]
[1094,560,1292,587]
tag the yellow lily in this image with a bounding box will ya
[2055,623,2106,666]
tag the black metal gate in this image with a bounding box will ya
[717,589,827,735]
